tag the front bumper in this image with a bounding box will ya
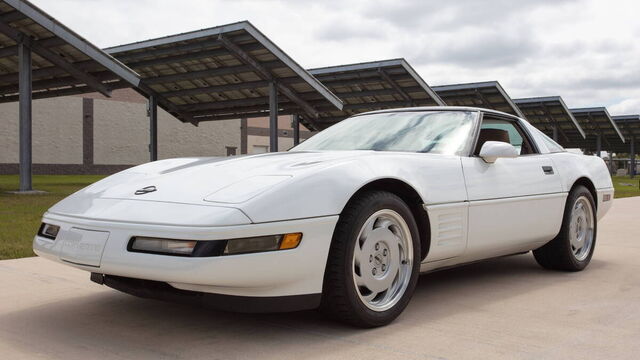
[91,273,322,312]
[34,212,339,298]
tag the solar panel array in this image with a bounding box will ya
[308,59,445,129]
[514,96,585,144]
[105,21,343,130]
[0,0,140,103]
[570,107,625,151]
[432,81,525,118]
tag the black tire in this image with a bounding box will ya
[320,191,421,327]
[533,185,597,271]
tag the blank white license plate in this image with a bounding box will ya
[59,228,110,267]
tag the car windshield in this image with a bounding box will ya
[291,110,477,155]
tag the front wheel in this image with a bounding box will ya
[533,185,596,271]
[321,191,421,327]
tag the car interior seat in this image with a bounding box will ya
[474,128,511,155]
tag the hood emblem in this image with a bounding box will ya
[135,186,157,195]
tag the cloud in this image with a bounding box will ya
[364,0,577,30]
[609,99,640,115]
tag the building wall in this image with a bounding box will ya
[159,112,240,159]
[0,97,84,164]
[93,98,148,165]
[0,88,241,174]
[245,115,314,154]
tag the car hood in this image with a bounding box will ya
[48,151,370,221]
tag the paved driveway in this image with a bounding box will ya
[1,197,639,359]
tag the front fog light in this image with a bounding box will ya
[38,223,60,240]
[130,237,197,256]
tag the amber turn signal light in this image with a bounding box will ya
[279,233,302,250]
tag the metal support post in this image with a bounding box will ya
[148,95,158,161]
[269,81,278,152]
[292,114,300,146]
[18,42,32,192]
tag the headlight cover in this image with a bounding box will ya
[128,233,302,257]
[203,175,292,204]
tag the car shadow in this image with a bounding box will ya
[0,254,607,359]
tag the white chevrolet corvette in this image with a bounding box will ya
[34,107,614,327]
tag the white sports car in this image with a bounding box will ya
[34,107,614,327]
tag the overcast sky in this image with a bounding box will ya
[35,0,640,115]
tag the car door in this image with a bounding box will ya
[462,114,566,260]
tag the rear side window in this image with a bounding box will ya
[532,127,565,153]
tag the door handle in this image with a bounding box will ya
[542,166,554,175]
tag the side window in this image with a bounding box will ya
[532,127,565,153]
[475,118,536,155]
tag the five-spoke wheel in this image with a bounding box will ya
[352,209,413,312]
[321,191,420,327]
[534,185,597,271]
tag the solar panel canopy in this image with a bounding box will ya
[570,107,625,151]
[105,21,343,130]
[514,96,586,145]
[0,0,140,103]
[432,81,525,118]
[307,59,445,129]
[612,115,640,153]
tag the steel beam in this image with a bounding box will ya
[317,74,415,88]
[292,115,300,146]
[218,34,320,123]
[269,81,278,152]
[161,80,269,98]
[148,95,158,161]
[0,19,111,97]
[378,68,413,105]
[0,79,130,104]
[596,135,602,157]
[18,42,32,191]
[312,67,407,82]
[0,56,103,84]
[584,113,612,147]
[194,110,285,122]
[126,41,262,69]
[142,62,277,85]
[137,83,196,125]
[186,98,412,118]
[0,10,25,23]
[0,37,65,58]
[0,70,120,98]
[108,33,254,62]
[540,102,570,143]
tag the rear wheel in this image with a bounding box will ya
[321,191,420,327]
[533,185,596,271]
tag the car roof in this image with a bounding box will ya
[353,106,523,121]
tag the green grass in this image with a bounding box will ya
[0,174,639,261]
[612,175,640,199]
[0,175,105,260]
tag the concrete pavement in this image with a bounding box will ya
[1,197,639,359]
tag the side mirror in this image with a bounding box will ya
[479,141,519,163]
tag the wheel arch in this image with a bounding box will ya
[344,178,431,261]
[571,177,598,209]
